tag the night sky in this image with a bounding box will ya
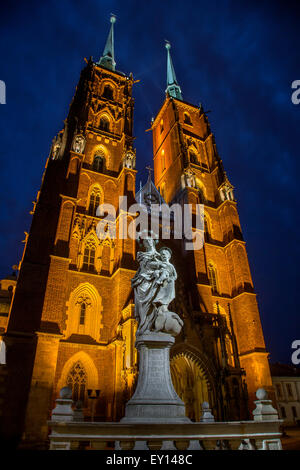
[0,0,299,364]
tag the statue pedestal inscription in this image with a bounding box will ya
[122,332,189,423]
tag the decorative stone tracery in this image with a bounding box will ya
[64,282,103,341]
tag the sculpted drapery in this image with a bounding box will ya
[131,237,183,336]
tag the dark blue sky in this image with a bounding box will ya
[0,0,299,364]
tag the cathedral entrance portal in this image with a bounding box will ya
[170,353,214,422]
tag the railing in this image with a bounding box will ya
[48,420,282,450]
[48,388,282,450]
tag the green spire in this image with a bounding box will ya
[165,41,182,100]
[98,15,116,71]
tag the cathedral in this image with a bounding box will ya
[0,16,273,448]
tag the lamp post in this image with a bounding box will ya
[87,389,100,422]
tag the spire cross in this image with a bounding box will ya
[146,166,154,179]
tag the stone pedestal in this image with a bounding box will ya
[122,333,189,423]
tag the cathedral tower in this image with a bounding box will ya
[0,23,274,449]
[1,16,138,447]
[151,42,273,412]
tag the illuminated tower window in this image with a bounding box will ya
[67,362,87,403]
[99,116,110,132]
[190,150,199,165]
[184,112,192,125]
[79,302,86,325]
[102,85,113,100]
[93,154,105,173]
[161,149,166,171]
[160,119,164,133]
[204,215,211,242]
[208,262,218,294]
[83,246,96,271]
[88,190,101,216]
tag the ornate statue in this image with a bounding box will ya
[51,122,68,160]
[181,168,196,189]
[123,149,136,169]
[52,141,61,160]
[72,134,86,154]
[132,236,183,336]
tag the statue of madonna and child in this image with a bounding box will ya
[131,234,183,337]
[122,233,188,423]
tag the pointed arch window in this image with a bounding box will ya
[67,361,87,403]
[190,150,199,165]
[204,215,211,242]
[208,262,218,294]
[83,245,96,271]
[184,112,192,125]
[161,149,166,171]
[88,188,102,216]
[160,119,164,133]
[99,116,110,132]
[79,302,86,325]
[93,153,105,173]
[102,85,114,100]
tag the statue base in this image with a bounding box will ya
[121,332,190,423]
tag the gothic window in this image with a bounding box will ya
[99,116,110,132]
[102,85,114,100]
[204,215,211,242]
[160,119,164,133]
[208,262,218,294]
[79,302,86,325]
[83,246,96,271]
[93,154,105,173]
[161,149,166,171]
[67,361,87,403]
[189,150,199,165]
[88,189,102,216]
[184,112,192,125]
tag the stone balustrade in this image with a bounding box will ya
[48,387,282,450]
[48,419,282,450]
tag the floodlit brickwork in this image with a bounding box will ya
[0,34,272,449]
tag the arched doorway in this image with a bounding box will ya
[170,353,213,421]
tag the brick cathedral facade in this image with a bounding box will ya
[0,18,273,448]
